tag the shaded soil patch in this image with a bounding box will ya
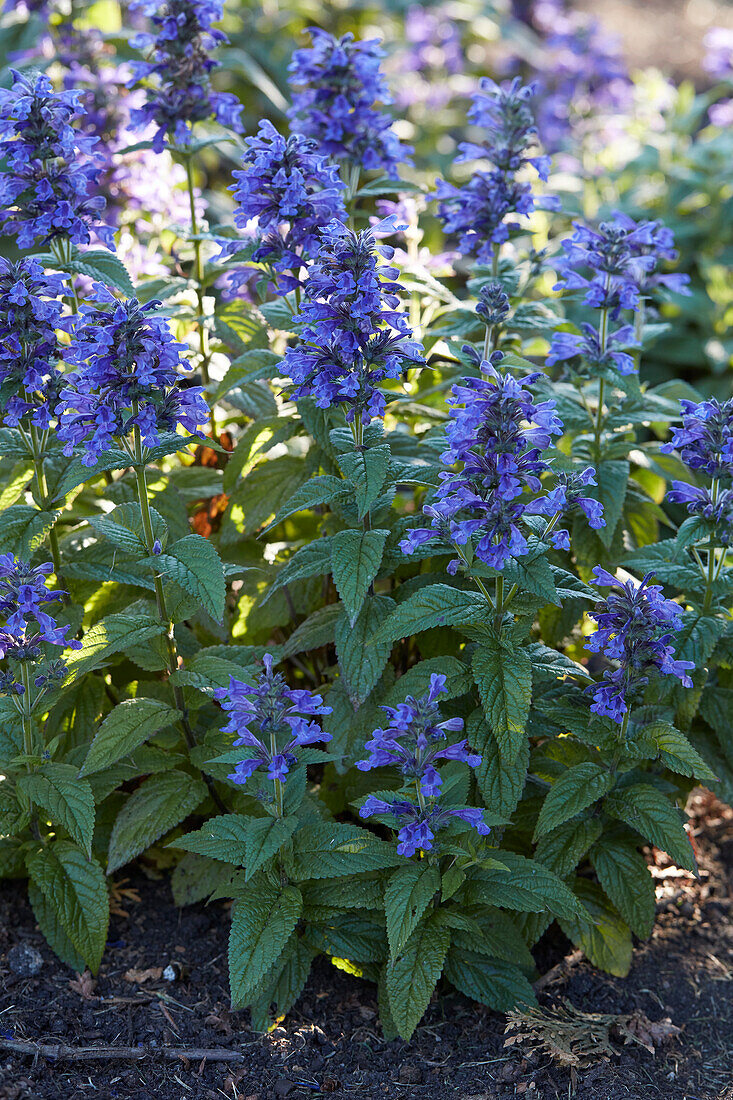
[1,792,731,1100]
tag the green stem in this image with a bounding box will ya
[185,156,216,440]
[633,300,645,374]
[452,543,495,607]
[703,479,720,613]
[593,288,610,457]
[271,727,284,819]
[28,423,64,589]
[494,575,504,630]
[19,660,41,840]
[133,426,227,812]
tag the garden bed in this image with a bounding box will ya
[2,792,730,1100]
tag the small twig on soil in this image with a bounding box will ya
[0,1039,246,1064]
[533,949,585,993]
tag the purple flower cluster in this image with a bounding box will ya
[128,0,243,152]
[519,0,631,153]
[0,69,113,250]
[663,397,733,547]
[224,119,346,294]
[356,673,478,796]
[392,5,464,111]
[475,281,510,330]
[282,219,424,424]
[356,674,488,857]
[56,286,208,466]
[360,797,489,858]
[400,362,603,571]
[0,258,67,430]
[435,78,557,263]
[0,555,80,682]
[585,567,694,722]
[548,213,689,378]
[288,29,412,178]
[214,654,331,785]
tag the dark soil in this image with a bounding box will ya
[1,792,731,1100]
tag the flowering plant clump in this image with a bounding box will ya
[129,0,243,150]
[56,287,208,465]
[0,257,67,430]
[0,69,113,249]
[282,219,424,425]
[0,0,730,1046]
[224,119,346,293]
[288,29,412,179]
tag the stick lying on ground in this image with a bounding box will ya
[0,1039,245,1064]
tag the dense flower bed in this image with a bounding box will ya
[0,0,731,1040]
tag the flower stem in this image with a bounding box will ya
[494,575,504,629]
[270,727,284,819]
[185,155,216,440]
[28,422,64,589]
[132,426,227,812]
[19,660,41,839]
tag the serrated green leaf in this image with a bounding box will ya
[331,528,388,625]
[171,852,236,908]
[337,445,391,517]
[19,764,95,856]
[469,710,529,818]
[335,594,394,705]
[386,915,450,1040]
[288,822,400,880]
[65,249,134,295]
[526,642,593,682]
[376,584,488,645]
[26,841,109,973]
[248,935,316,1033]
[228,455,308,536]
[147,534,225,622]
[470,851,585,922]
[282,603,343,659]
[594,461,629,546]
[0,461,32,510]
[385,862,440,957]
[591,840,656,939]
[65,607,164,683]
[534,817,603,879]
[641,720,717,782]
[81,698,181,776]
[559,879,633,977]
[27,878,86,972]
[270,538,334,595]
[229,882,303,1008]
[107,771,208,873]
[534,763,614,841]
[604,783,696,871]
[265,475,349,531]
[89,502,167,556]
[0,505,58,557]
[172,813,251,865]
[245,815,299,881]
[444,949,535,1011]
[472,640,532,764]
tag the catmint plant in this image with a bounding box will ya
[435,77,557,267]
[288,29,412,192]
[0,69,113,255]
[282,219,425,435]
[222,119,346,297]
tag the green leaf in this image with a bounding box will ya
[65,607,164,683]
[604,783,696,871]
[469,711,529,818]
[443,909,535,973]
[89,502,166,557]
[444,950,536,1011]
[502,551,559,606]
[470,852,585,922]
[591,839,656,939]
[641,720,717,782]
[282,603,343,659]
[270,538,334,595]
[171,852,235,907]
[0,505,58,557]
[213,349,281,400]
[172,813,251,865]
[147,534,225,622]
[80,698,181,776]
[229,883,303,1008]
[304,913,385,963]
[27,879,86,972]
[26,841,109,973]
[228,455,308,536]
[288,822,400,880]
[533,764,614,841]
[559,879,633,977]
[107,771,208,873]
[386,916,450,1040]
[594,461,629,546]
[472,639,532,764]
[249,936,316,1033]
[335,594,394,705]
[384,658,473,707]
[534,817,603,879]
[526,642,593,682]
[385,862,441,957]
[18,764,95,856]
[265,475,349,530]
[245,816,299,881]
[331,529,388,625]
[337,445,391,517]
[64,249,134,295]
[376,585,488,645]
[0,461,32,510]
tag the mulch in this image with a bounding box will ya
[1,790,731,1100]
